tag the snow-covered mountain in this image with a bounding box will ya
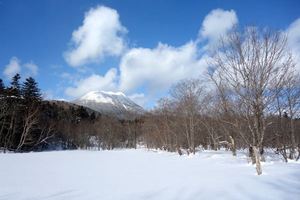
[72,91,144,118]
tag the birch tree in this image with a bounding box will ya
[211,28,295,175]
[170,79,208,154]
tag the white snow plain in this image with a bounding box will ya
[0,149,299,200]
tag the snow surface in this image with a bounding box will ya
[79,91,115,104]
[0,149,299,200]
[101,91,126,97]
[73,90,144,116]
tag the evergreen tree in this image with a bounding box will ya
[9,73,21,97]
[90,112,96,121]
[0,79,5,95]
[22,77,42,102]
[77,106,89,118]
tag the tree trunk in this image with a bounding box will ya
[189,115,195,154]
[253,146,262,175]
[290,118,296,159]
[249,146,256,164]
[260,147,265,162]
[229,136,236,156]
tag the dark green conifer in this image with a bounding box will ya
[22,77,42,102]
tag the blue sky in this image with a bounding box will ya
[0,0,300,108]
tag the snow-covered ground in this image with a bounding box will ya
[0,149,299,200]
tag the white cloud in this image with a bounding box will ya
[119,41,208,93]
[116,9,237,101]
[3,57,21,79]
[65,68,118,98]
[199,9,238,47]
[24,62,38,76]
[287,18,300,51]
[60,72,79,84]
[128,93,147,107]
[63,7,237,106]
[3,57,38,79]
[286,18,300,71]
[64,6,127,67]
[43,90,54,100]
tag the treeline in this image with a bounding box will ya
[142,28,300,175]
[0,74,48,152]
[0,75,142,152]
[0,28,300,175]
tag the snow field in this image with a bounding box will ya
[0,149,299,200]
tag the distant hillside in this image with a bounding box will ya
[47,100,101,116]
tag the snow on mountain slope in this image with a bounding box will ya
[0,149,299,200]
[72,91,144,117]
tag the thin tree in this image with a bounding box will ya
[283,71,300,159]
[211,27,295,175]
[170,79,208,154]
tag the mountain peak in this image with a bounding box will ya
[73,90,144,118]
[79,91,126,103]
[80,91,113,104]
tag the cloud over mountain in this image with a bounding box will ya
[63,7,300,107]
[64,8,238,103]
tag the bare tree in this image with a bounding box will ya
[16,106,39,151]
[0,99,9,149]
[170,79,209,154]
[34,120,55,148]
[211,28,295,175]
[209,72,242,156]
[284,72,300,159]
